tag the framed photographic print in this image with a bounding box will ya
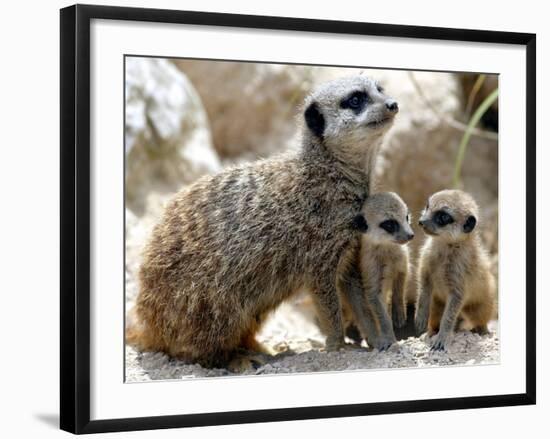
[60,4,536,434]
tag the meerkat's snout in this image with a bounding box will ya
[395,227,414,245]
[385,99,399,113]
[364,97,399,129]
[400,231,415,243]
[418,217,438,236]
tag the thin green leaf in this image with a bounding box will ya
[452,88,499,188]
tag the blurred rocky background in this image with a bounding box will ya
[124,57,499,379]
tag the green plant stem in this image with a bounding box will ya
[452,88,499,188]
[465,74,486,117]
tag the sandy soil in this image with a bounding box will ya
[125,297,499,382]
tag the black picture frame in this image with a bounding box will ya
[60,4,536,434]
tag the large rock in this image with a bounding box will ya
[172,60,351,158]
[125,57,221,215]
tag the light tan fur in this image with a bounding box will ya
[342,192,414,350]
[415,189,496,351]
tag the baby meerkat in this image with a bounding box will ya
[344,192,414,350]
[415,189,496,351]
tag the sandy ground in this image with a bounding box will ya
[125,298,499,382]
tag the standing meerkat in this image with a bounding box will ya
[127,75,399,368]
[342,192,414,350]
[414,189,496,351]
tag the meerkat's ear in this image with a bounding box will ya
[352,214,369,233]
[463,215,477,233]
[304,102,325,139]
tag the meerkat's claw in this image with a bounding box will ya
[430,336,447,352]
[373,335,396,351]
[375,343,392,352]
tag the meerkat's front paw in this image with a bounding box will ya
[393,307,407,329]
[430,334,449,352]
[323,335,345,352]
[372,334,397,351]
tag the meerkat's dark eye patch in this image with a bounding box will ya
[380,219,399,235]
[376,84,384,93]
[433,210,454,227]
[340,91,370,114]
[352,214,369,233]
[463,215,477,233]
[304,102,325,139]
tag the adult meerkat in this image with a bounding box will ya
[127,75,399,368]
[414,189,496,351]
[343,192,414,350]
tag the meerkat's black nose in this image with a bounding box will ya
[407,233,415,241]
[385,100,399,112]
